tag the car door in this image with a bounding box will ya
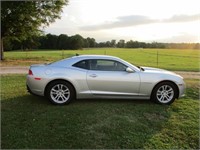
[86,59,140,97]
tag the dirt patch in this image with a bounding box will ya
[0,66,29,74]
[174,71,200,79]
[0,60,50,67]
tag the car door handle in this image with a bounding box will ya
[89,74,97,78]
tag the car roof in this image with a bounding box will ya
[71,55,119,60]
[50,55,119,67]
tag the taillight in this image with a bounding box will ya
[28,69,33,75]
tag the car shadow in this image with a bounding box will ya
[73,98,153,104]
[2,93,155,106]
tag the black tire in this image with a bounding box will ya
[46,80,75,105]
[151,82,178,105]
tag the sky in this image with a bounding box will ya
[44,0,200,43]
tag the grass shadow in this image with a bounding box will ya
[1,94,173,149]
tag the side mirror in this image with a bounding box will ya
[126,67,134,73]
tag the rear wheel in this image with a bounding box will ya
[152,82,178,105]
[46,81,75,105]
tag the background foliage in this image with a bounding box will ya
[3,33,200,51]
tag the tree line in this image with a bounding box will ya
[4,33,199,51]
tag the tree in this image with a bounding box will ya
[86,37,96,47]
[20,35,40,50]
[57,34,69,49]
[125,40,134,48]
[105,41,111,47]
[194,43,200,49]
[69,34,84,50]
[110,40,116,47]
[38,35,48,49]
[46,34,58,49]
[97,42,107,48]
[117,40,125,48]
[1,0,68,60]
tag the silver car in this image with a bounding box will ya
[26,55,185,105]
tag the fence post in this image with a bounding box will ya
[157,50,158,67]
[62,50,64,58]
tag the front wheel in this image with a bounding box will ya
[152,82,178,105]
[46,81,75,105]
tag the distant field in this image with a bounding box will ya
[2,48,199,71]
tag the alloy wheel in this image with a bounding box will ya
[156,85,174,103]
[50,84,70,104]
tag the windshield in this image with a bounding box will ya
[117,58,141,71]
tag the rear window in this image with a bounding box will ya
[72,60,89,70]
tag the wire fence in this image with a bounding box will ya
[140,49,199,58]
[138,49,199,68]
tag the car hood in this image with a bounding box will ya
[142,66,181,77]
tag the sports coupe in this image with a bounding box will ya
[26,55,185,105]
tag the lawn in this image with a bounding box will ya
[1,75,199,149]
[2,48,199,71]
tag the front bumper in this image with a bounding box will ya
[178,81,186,98]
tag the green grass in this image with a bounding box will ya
[2,48,200,71]
[1,75,199,149]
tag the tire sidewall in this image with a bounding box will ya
[46,81,75,105]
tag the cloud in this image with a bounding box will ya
[80,15,156,31]
[80,14,200,31]
[163,14,200,23]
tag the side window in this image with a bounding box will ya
[114,61,127,71]
[89,59,127,71]
[73,60,89,70]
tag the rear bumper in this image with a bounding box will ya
[27,84,31,93]
[26,84,36,95]
[26,75,46,96]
